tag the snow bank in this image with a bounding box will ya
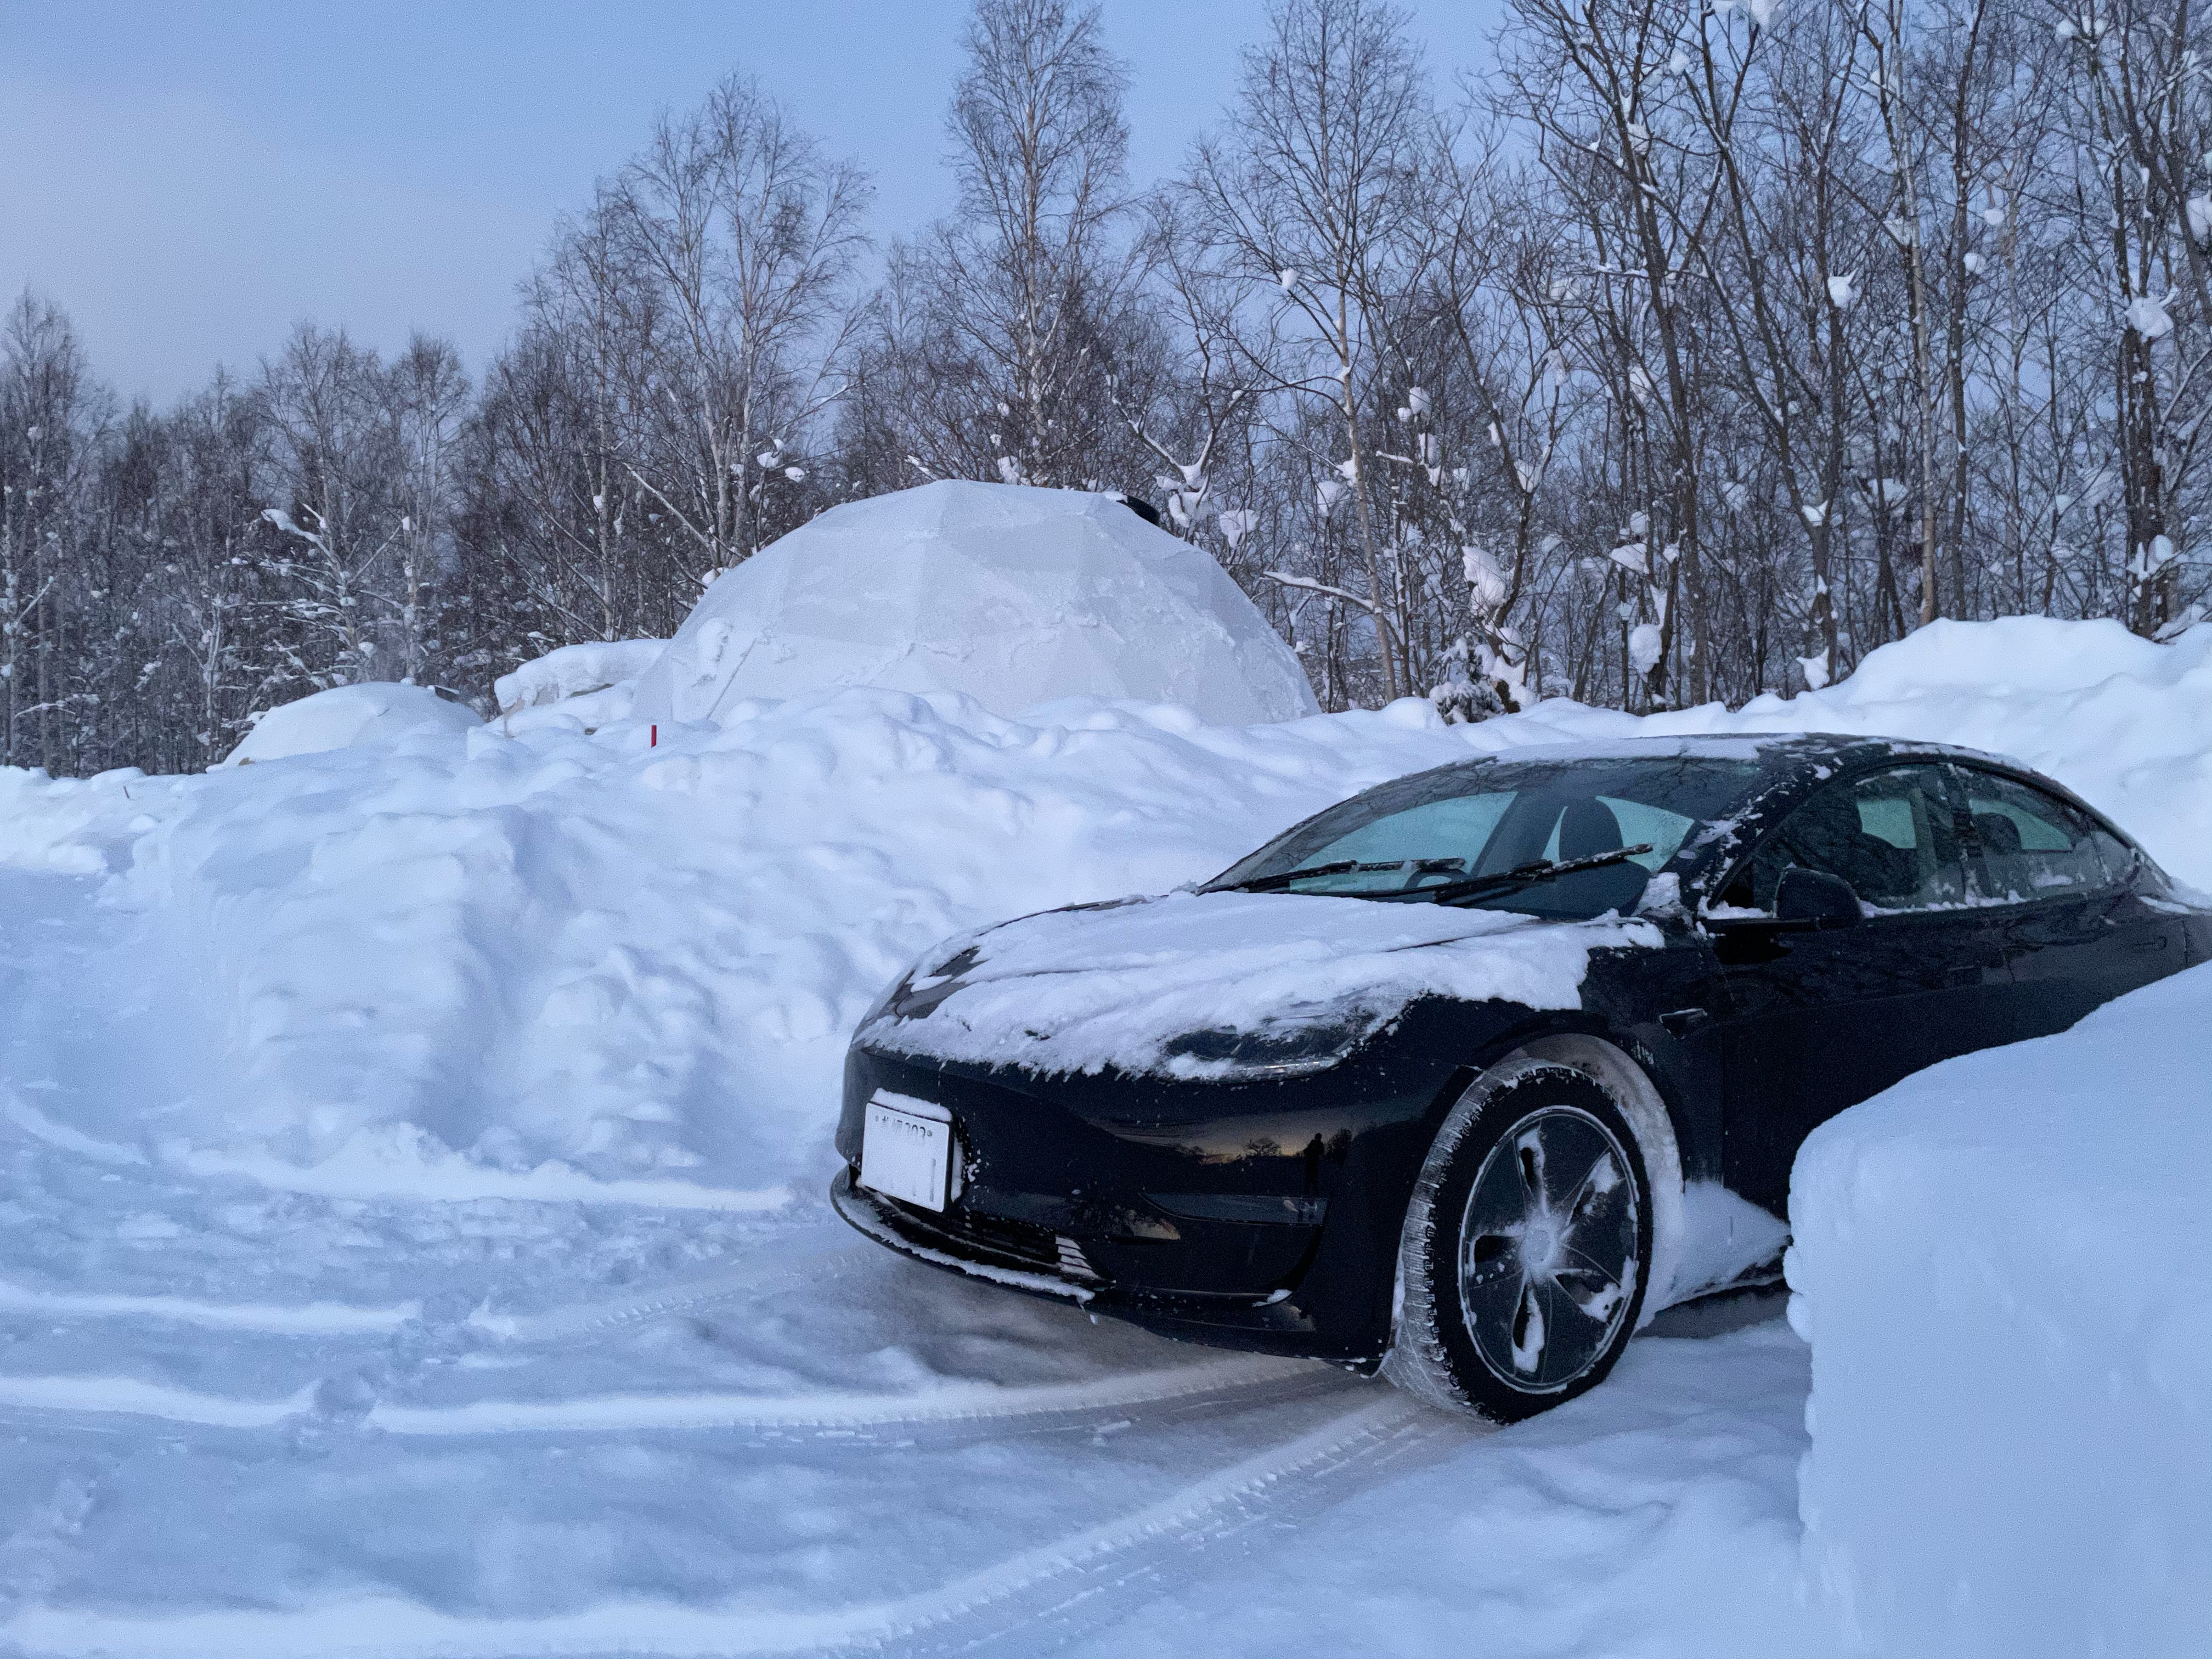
[0,766,170,874]
[867,891,1659,1079]
[1788,964,2212,1657]
[493,638,663,715]
[223,682,480,766]
[64,692,1477,1200]
[5,612,2209,1212]
[1620,615,2212,890]
[629,480,1321,727]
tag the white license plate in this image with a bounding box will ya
[861,1097,953,1211]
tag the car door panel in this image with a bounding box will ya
[1712,911,2008,1211]
[1579,921,1734,1183]
[1706,763,2007,1212]
[1952,766,2188,1039]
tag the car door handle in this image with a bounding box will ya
[1658,1008,1711,1038]
[2129,935,2170,954]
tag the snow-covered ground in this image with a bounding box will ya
[0,850,1817,1658]
[1,612,2207,1655]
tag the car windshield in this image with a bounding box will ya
[1206,755,1765,920]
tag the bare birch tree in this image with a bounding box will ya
[606,75,871,576]
[1181,0,1432,701]
[862,0,1155,493]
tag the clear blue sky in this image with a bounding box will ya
[0,1,1502,404]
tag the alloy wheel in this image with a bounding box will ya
[1455,1104,1641,1393]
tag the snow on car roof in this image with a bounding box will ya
[1442,731,2030,772]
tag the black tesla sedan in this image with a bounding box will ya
[832,735,2207,1420]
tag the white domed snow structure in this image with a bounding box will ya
[223,682,480,766]
[629,481,1320,727]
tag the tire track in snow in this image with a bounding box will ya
[0,1353,1330,1439]
[161,1141,791,1212]
[462,1224,867,1346]
[0,1393,1463,1659]
[0,1224,1350,1446]
[365,1353,1329,1436]
[0,1279,420,1335]
[1,1091,146,1167]
[0,1225,853,1348]
[0,1375,319,1430]
[0,1237,842,1348]
[878,1391,1480,1659]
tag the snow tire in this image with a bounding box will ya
[1383,1064,1652,1423]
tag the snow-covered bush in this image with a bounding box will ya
[1788,966,2212,1657]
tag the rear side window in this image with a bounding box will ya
[1726,765,1966,913]
[1954,769,2122,901]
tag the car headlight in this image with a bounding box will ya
[1159,1010,1379,1079]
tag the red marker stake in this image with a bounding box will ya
[650,724,658,748]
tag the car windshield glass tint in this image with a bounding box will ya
[1209,756,1764,919]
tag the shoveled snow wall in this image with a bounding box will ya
[1788,965,2212,1658]
[7,612,2212,1209]
[1618,614,2212,893]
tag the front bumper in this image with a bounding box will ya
[828,1035,1488,1365]
[830,1167,1362,1360]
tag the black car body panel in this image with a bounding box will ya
[832,734,2210,1364]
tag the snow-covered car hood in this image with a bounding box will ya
[859,889,1663,1080]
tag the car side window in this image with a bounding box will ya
[1725,765,1967,913]
[1953,769,2123,901]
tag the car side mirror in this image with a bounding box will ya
[1775,866,1863,927]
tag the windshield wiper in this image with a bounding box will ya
[1212,856,1467,895]
[1417,843,1655,907]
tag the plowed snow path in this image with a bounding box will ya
[0,868,1825,1659]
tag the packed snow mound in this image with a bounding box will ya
[493,639,664,715]
[30,692,1477,1200]
[490,638,664,737]
[223,682,480,766]
[1573,614,2212,889]
[1788,964,2212,1658]
[2,611,2204,1202]
[628,481,1321,727]
[866,891,1660,1079]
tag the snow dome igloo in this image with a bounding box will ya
[628,481,1320,727]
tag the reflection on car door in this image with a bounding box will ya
[1708,764,2010,1212]
[1949,765,2183,1039]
